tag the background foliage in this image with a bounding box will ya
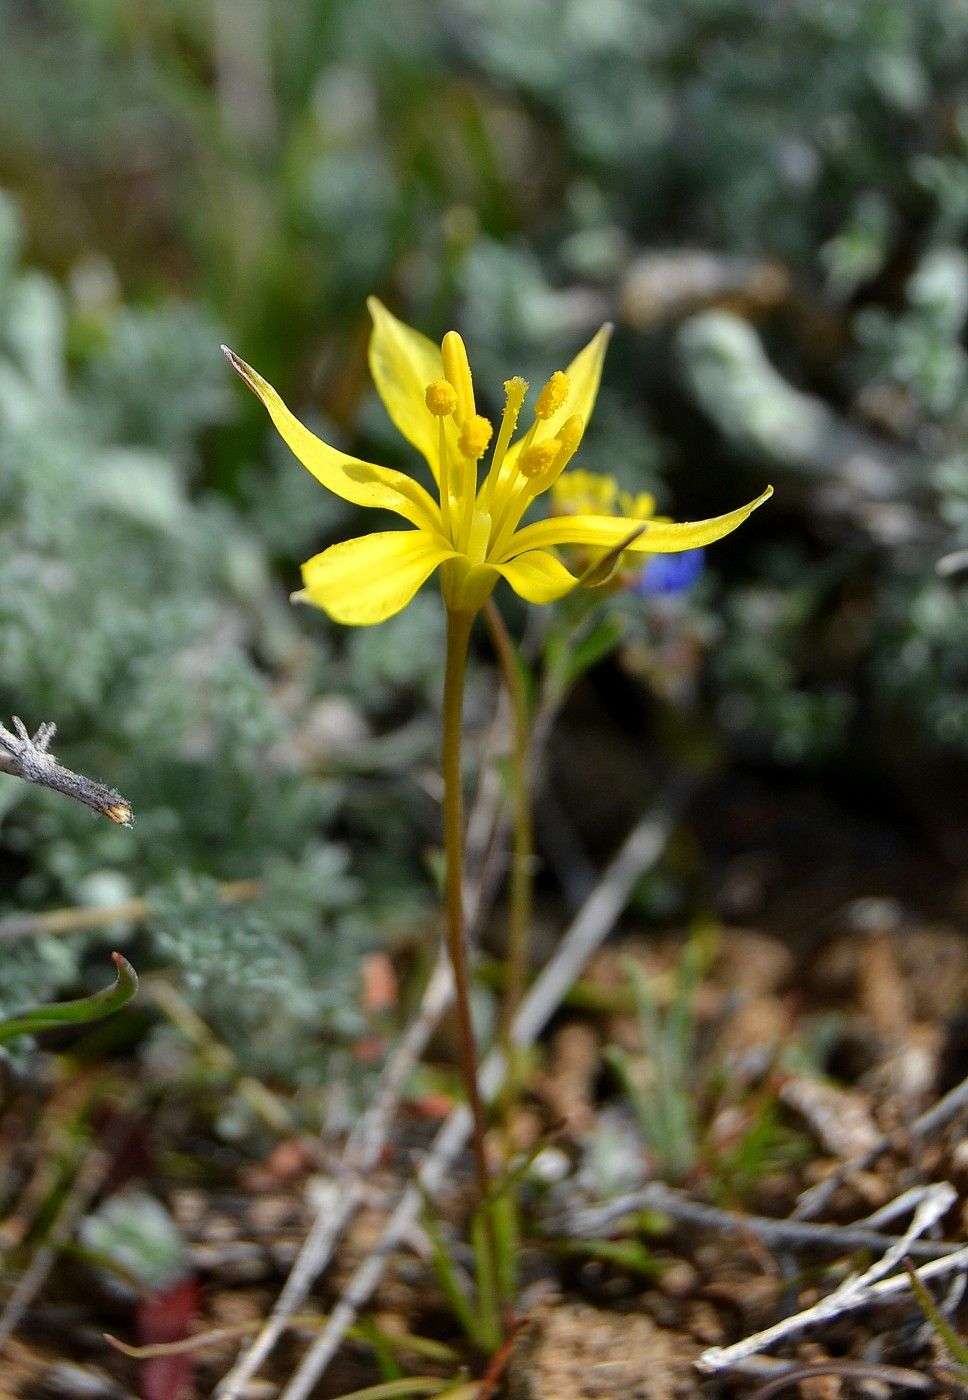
[0,0,964,1091]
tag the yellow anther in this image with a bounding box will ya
[425,379,458,417]
[534,370,570,420]
[441,330,475,422]
[518,440,559,480]
[503,376,528,422]
[458,413,493,461]
[553,414,584,462]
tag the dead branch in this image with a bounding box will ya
[0,717,132,825]
[747,1361,938,1399]
[698,1182,966,1373]
[0,879,260,944]
[553,1182,961,1261]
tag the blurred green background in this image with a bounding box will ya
[0,0,964,1103]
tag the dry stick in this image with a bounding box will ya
[793,1072,968,1222]
[0,717,132,825]
[747,1360,937,1399]
[279,797,684,1400]
[698,1182,963,1373]
[216,705,516,1400]
[557,1182,960,1260]
[0,880,262,945]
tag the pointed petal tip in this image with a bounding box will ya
[221,344,251,380]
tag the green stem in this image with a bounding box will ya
[442,607,490,1203]
[483,600,533,1047]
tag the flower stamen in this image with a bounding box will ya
[489,414,586,555]
[534,370,569,420]
[425,380,458,417]
[479,377,528,510]
[458,414,493,462]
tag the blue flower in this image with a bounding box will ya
[633,548,705,597]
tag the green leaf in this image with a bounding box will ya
[0,953,138,1045]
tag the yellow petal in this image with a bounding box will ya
[223,346,440,532]
[297,530,456,625]
[506,486,773,557]
[367,298,457,475]
[557,322,613,436]
[494,549,578,604]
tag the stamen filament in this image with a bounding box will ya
[458,454,477,552]
[438,417,452,538]
[479,377,528,511]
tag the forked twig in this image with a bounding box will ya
[277,797,684,1400]
[698,1182,965,1373]
[0,717,132,825]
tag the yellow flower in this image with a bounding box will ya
[223,301,772,625]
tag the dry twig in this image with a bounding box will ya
[698,1182,966,1373]
[746,1360,938,1399]
[555,1182,960,1261]
[0,717,132,825]
[793,1072,968,1221]
[0,879,260,944]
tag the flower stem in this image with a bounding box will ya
[483,600,533,1048]
[442,606,490,1202]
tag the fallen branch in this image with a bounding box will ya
[0,879,261,945]
[276,797,685,1400]
[553,1181,960,1261]
[746,1360,938,1400]
[698,1182,965,1373]
[0,717,132,825]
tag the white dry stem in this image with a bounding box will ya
[698,1181,963,1373]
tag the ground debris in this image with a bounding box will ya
[507,1297,697,1400]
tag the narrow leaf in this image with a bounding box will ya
[0,952,138,1045]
